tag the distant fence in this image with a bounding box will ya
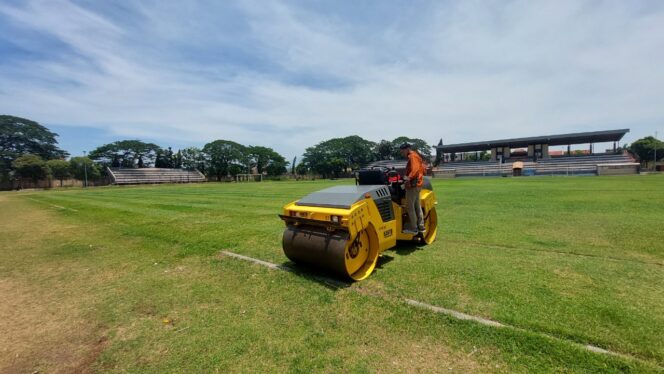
[209,174,331,182]
[0,178,110,191]
[0,173,351,190]
[433,163,640,178]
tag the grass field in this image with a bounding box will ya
[1,175,663,372]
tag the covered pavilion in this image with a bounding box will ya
[436,129,630,163]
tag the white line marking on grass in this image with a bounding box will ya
[221,251,288,271]
[404,299,637,362]
[26,198,79,212]
[404,299,505,328]
[585,345,612,355]
[220,250,655,366]
[220,251,347,288]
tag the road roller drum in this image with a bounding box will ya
[282,226,379,281]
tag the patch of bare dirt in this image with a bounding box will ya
[0,278,106,373]
[0,196,109,373]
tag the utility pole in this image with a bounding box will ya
[655,131,659,171]
[83,150,89,188]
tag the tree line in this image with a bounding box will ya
[3,114,663,185]
[0,115,433,184]
[0,115,286,184]
[297,136,432,178]
[85,139,289,181]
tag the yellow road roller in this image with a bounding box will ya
[279,168,437,281]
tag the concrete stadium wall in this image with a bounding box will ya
[596,164,640,176]
[0,178,110,191]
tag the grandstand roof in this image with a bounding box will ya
[438,129,629,153]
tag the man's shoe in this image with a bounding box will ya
[402,229,418,235]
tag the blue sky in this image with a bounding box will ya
[1,0,663,160]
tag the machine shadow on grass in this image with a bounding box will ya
[281,261,353,290]
[391,240,428,256]
[376,255,395,268]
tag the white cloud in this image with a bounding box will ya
[0,0,662,160]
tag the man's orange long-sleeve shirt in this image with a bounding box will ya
[406,151,425,188]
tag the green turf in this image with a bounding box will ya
[1,175,663,372]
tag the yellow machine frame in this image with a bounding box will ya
[281,187,437,280]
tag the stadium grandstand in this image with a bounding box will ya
[433,129,639,177]
[107,168,206,185]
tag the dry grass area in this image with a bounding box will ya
[0,278,94,373]
[0,195,108,373]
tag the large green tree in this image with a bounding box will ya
[301,135,376,178]
[70,156,102,182]
[202,140,247,180]
[295,162,308,176]
[46,159,70,186]
[374,140,395,160]
[630,136,664,168]
[247,146,289,176]
[391,137,433,162]
[12,154,48,183]
[0,115,68,180]
[89,140,161,168]
[180,147,206,173]
[301,143,346,178]
[338,136,377,169]
[173,150,183,169]
[155,147,175,168]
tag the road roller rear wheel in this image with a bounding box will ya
[422,207,438,244]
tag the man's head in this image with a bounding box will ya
[399,142,411,157]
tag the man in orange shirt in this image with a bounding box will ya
[399,142,425,234]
